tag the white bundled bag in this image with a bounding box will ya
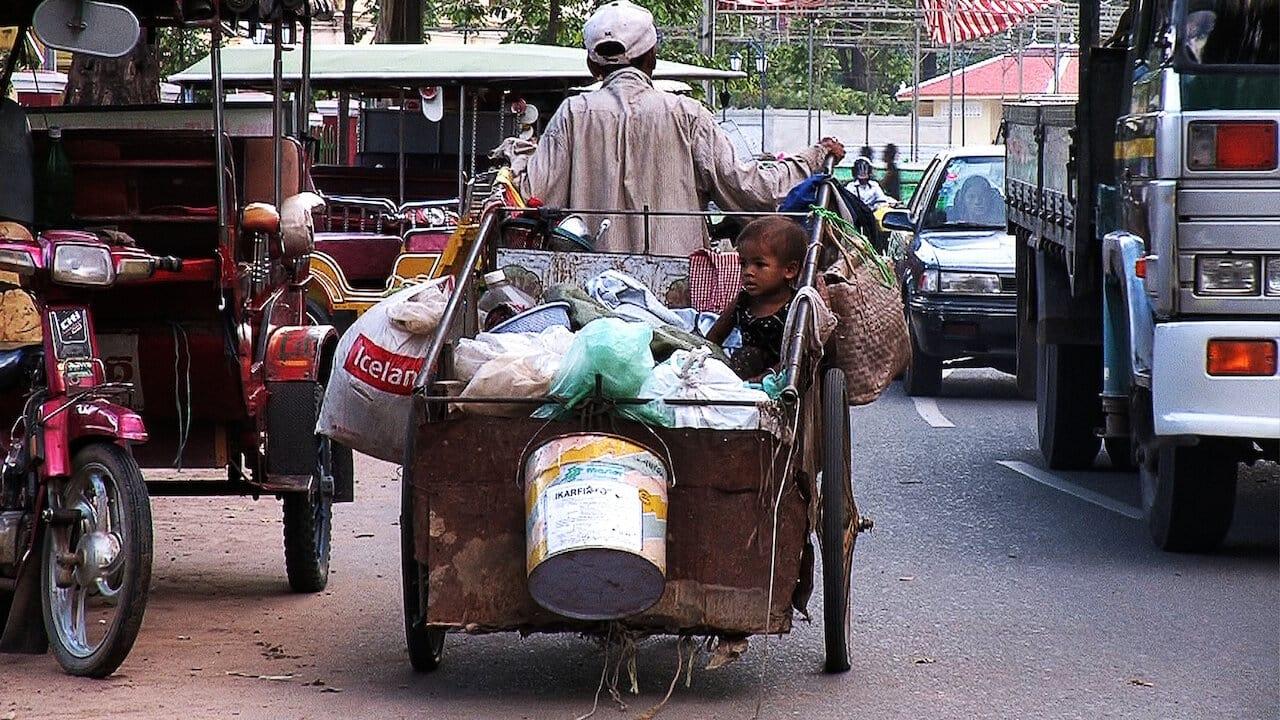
[452,326,574,383]
[317,278,450,462]
[639,348,769,430]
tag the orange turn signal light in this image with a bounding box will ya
[1135,256,1147,278]
[1206,339,1277,377]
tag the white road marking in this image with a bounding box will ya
[911,397,955,428]
[997,460,1144,519]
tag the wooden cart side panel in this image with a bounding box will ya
[409,413,811,635]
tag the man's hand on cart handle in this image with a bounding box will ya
[820,137,845,163]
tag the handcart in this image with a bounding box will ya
[399,169,870,674]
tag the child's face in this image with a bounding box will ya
[739,241,799,298]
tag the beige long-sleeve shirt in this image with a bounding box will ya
[519,67,828,257]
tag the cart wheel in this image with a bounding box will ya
[401,458,445,672]
[41,443,152,678]
[820,367,856,674]
[272,381,333,593]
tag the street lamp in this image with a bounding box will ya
[754,46,768,154]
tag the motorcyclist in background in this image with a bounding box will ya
[848,157,890,209]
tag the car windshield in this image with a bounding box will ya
[922,156,1006,230]
[1180,0,1279,66]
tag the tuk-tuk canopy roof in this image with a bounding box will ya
[0,0,332,26]
[169,43,745,92]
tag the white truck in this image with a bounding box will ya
[1004,0,1279,551]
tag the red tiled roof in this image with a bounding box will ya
[896,46,1078,100]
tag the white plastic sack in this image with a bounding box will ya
[639,348,770,430]
[452,326,574,383]
[458,349,562,417]
[316,278,451,463]
[586,270,684,328]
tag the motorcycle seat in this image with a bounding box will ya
[0,346,32,393]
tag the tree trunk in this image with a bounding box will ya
[64,36,159,105]
[337,0,356,165]
[542,0,562,45]
[374,0,423,43]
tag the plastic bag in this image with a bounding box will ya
[535,318,655,417]
[316,278,451,463]
[458,349,562,417]
[453,326,574,383]
[639,348,769,430]
[386,282,448,335]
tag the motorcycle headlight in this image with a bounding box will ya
[0,248,36,277]
[939,271,1002,294]
[52,244,115,287]
[1195,255,1258,296]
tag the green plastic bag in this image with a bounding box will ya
[535,318,659,421]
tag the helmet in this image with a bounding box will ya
[853,157,872,180]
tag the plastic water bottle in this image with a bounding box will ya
[477,270,534,331]
[36,127,74,230]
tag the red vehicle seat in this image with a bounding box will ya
[314,232,402,286]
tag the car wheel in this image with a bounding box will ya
[903,315,942,397]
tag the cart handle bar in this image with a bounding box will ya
[500,207,812,219]
[780,154,838,405]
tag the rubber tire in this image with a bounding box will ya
[820,368,854,674]
[1015,332,1038,400]
[305,296,332,328]
[903,317,942,397]
[278,382,333,594]
[1104,437,1136,472]
[41,443,152,678]
[1036,343,1102,470]
[401,456,445,672]
[1140,440,1237,553]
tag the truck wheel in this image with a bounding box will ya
[903,322,942,397]
[1036,343,1101,469]
[1104,437,1136,472]
[1140,440,1237,553]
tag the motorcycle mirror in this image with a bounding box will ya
[32,0,141,58]
[0,99,34,226]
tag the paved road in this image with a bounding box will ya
[3,370,1277,719]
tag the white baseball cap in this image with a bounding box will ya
[583,0,658,66]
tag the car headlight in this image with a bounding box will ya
[939,271,1002,294]
[1195,255,1258,296]
[1265,256,1280,297]
[918,268,939,293]
[52,244,115,287]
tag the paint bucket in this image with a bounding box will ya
[524,433,669,620]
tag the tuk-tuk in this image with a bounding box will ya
[170,43,744,331]
[0,0,346,677]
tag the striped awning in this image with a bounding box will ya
[923,0,1057,44]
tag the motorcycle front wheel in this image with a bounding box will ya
[41,443,153,678]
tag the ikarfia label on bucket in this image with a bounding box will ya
[545,479,642,556]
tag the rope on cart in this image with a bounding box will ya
[811,205,896,289]
[574,623,615,720]
[753,401,805,720]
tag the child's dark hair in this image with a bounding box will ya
[736,216,808,267]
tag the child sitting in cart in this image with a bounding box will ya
[706,215,807,380]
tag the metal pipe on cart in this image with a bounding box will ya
[503,207,810,219]
[398,89,406,206]
[210,13,227,237]
[412,209,500,389]
[272,16,284,211]
[456,86,466,211]
[780,155,836,404]
[298,14,312,148]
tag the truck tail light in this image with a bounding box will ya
[1187,121,1278,171]
[1206,339,1277,377]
